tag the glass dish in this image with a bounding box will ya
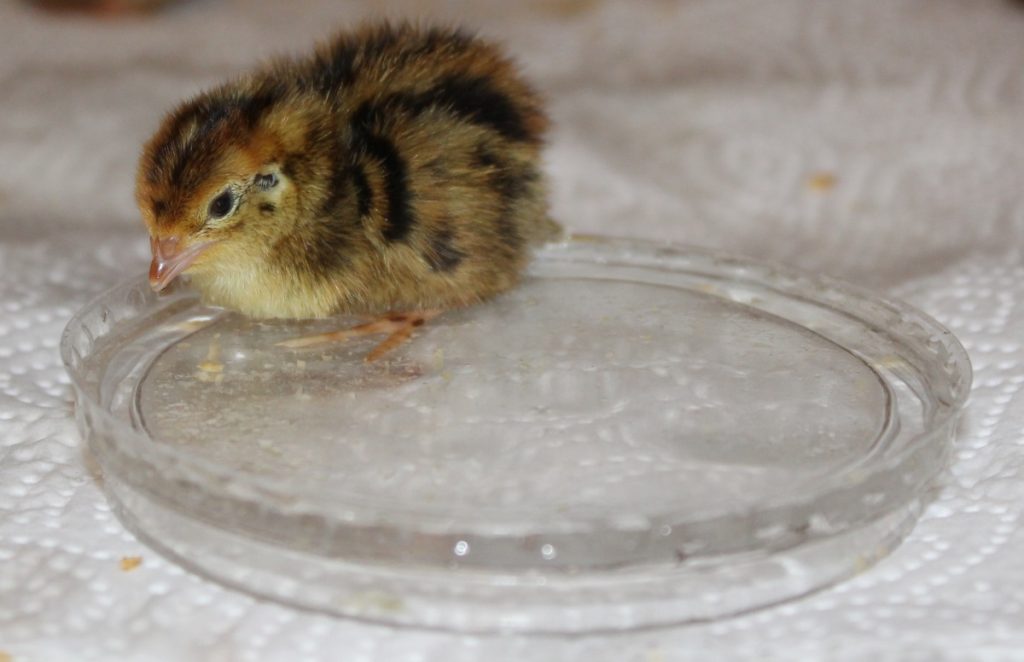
[62,236,971,633]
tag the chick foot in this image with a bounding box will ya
[277,311,440,362]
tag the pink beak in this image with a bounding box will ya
[149,236,211,292]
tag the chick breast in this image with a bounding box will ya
[140,23,558,319]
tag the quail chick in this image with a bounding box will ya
[136,22,559,360]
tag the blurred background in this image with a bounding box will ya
[3,1,1024,660]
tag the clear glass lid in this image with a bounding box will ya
[63,236,971,632]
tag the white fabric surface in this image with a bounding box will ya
[2,0,1023,659]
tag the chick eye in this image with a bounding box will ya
[208,190,236,219]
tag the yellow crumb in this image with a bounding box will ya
[432,348,445,372]
[194,370,224,383]
[0,650,12,662]
[874,355,908,369]
[646,649,666,662]
[194,337,226,380]
[197,335,223,372]
[120,556,143,572]
[694,283,722,296]
[806,172,837,191]
[296,359,307,370]
[168,319,212,334]
[347,590,405,613]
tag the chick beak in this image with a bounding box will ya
[149,236,210,292]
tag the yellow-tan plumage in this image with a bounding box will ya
[136,22,558,329]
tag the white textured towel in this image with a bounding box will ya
[2,1,1023,659]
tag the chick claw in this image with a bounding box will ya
[276,311,440,362]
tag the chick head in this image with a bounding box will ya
[135,85,317,292]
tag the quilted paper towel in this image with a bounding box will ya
[1,0,1023,659]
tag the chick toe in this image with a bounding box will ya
[276,311,440,362]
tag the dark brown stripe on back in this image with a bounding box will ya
[240,82,287,128]
[351,75,537,148]
[362,133,415,242]
[425,75,536,143]
[349,102,416,242]
[309,40,358,94]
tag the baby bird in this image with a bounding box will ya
[136,22,558,360]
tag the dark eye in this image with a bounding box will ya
[208,190,235,219]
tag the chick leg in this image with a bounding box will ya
[277,311,439,362]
